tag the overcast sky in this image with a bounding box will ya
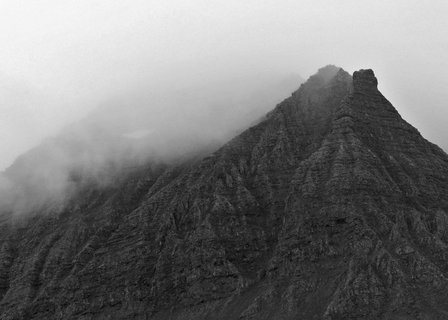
[0,0,447,169]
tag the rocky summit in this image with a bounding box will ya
[1,65,448,319]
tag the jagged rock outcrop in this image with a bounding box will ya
[1,65,448,319]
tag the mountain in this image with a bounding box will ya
[1,65,448,319]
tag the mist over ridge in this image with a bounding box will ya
[1,0,448,173]
[0,71,303,215]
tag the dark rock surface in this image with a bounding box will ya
[1,65,448,319]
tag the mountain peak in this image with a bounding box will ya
[352,68,378,93]
[315,64,342,81]
[292,65,351,108]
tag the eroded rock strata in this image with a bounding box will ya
[1,66,448,319]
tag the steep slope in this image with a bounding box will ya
[1,65,448,319]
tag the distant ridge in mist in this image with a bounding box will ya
[0,72,303,215]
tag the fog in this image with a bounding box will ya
[0,0,448,213]
[0,66,303,214]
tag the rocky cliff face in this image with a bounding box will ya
[1,65,448,319]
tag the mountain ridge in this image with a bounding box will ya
[1,66,448,319]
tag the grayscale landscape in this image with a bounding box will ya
[0,1,447,319]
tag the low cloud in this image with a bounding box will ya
[0,72,303,215]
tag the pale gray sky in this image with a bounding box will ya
[0,0,447,169]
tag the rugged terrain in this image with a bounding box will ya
[1,65,448,319]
